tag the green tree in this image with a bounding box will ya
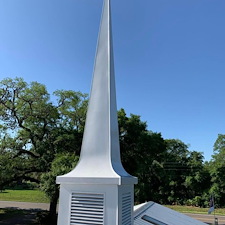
[0,77,212,213]
[185,151,210,200]
[0,77,87,216]
[210,134,225,207]
[40,153,79,219]
[163,139,190,204]
[163,139,209,205]
[118,109,167,203]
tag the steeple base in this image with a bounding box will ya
[57,183,135,225]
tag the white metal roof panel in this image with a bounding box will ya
[134,202,207,225]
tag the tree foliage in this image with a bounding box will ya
[0,77,88,214]
[163,140,210,206]
[40,153,79,217]
[0,77,222,213]
[209,134,225,207]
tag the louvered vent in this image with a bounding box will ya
[70,193,104,225]
[122,192,132,225]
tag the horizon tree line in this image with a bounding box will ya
[0,77,224,218]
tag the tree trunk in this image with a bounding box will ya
[49,191,59,224]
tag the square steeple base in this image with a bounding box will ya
[57,183,135,225]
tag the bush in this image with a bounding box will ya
[184,194,210,208]
[185,199,193,206]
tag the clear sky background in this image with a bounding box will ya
[0,0,225,161]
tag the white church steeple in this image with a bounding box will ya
[57,0,135,185]
[57,0,137,224]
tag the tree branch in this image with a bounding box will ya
[13,149,40,158]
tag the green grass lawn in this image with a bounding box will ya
[165,205,225,215]
[0,189,49,203]
[1,190,225,216]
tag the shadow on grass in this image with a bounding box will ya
[0,207,26,219]
[0,207,57,225]
[0,207,47,225]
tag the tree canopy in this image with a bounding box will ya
[0,77,88,214]
[0,77,224,217]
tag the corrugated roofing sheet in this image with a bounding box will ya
[134,202,207,225]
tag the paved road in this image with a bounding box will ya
[185,213,225,225]
[0,201,49,210]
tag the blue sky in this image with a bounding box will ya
[0,0,225,161]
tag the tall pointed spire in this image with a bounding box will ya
[57,1,137,224]
[57,0,137,184]
[73,0,124,178]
